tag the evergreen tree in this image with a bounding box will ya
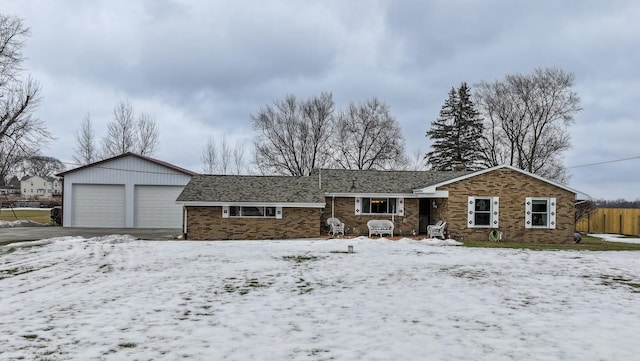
[425,83,484,171]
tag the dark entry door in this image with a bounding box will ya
[419,199,431,234]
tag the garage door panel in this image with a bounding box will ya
[135,186,184,228]
[72,184,125,227]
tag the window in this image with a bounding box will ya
[525,197,556,229]
[361,198,397,214]
[474,198,492,226]
[229,206,277,218]
[467,196,499,228]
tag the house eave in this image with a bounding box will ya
[324,191,449,198]
[177,201,326,208]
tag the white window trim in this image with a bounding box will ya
[355,197,403,216]
[222,205,283,219]
[525,197,556,229]
[467,196,499,228]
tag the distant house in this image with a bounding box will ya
[177,164,589,243]
[20,176,62,198]
[0,176,21,195]
[57,153,195,228]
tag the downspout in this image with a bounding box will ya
[183,207,188,239]
[332,195,335,219]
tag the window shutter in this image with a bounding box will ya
[467,196,475,228]
[525,197,532,229]
[549,198,556,229]
[355,197,361,215]
[222,205,230,218]
[276,206,283,219]
[491,197,499,228]
[397,198,404,216]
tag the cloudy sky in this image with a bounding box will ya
[3,0,639,200]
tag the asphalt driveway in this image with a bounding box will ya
[0,227,182,244]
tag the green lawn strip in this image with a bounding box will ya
[0,209,51,224]
[462,235,640,251]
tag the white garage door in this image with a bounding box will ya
[134,185,184,228]
[72,184,125,227]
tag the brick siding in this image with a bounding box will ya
[322,197,420,237]
[185,206,321,240]
[440,168,576,243]
[186,168,576,243]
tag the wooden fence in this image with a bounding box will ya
[576,208,640,236]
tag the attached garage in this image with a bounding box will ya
[72,184,125,227]
[58,153,195,228]
[134,185,185,228]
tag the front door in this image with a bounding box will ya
[419,199,432,234]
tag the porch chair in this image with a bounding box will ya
[427,221,446,239]
[326,217,345,236]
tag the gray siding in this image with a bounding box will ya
[62,155,192,227]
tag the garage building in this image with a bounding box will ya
[58,153,195,228]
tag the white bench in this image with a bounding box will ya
[367,220,394,238]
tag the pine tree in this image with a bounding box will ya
[425,83,484,171]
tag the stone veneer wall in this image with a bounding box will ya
[440,168,576,243]
[322,197,420,236]
[185,206,321,240]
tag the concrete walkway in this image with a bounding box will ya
[0,227,182,244]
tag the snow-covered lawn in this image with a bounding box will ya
[1,236,639,360]
[590,233,640,244]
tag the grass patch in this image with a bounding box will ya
[281,254,324,263]
[0,209,51,224]
[598,275,640,292]
[222,277,270,295]
[462,234,640,251]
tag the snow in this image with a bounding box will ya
[0,219,48,228]
[1,236,639,360]
[590,233,640,244]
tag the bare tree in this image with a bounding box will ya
[0,15,50,180]
[136,112,159,156]
[575,200,597,224]
[72,113,97,165]
[220,135,231,175]
[201,135,250,175]
[201,137,218,174]
[475,67,581,183]
[16,155,65,177]
[333,97,407,170]
[252,92,334,176]
[407,149,428,171]
[232,142,245,175]
[0,141,25,183]
[101,100,160,158]
[102,100,136,157]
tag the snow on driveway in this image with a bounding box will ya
[1,236,639,360]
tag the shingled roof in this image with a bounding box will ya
[177,174,325,204]
[314,168,472,194]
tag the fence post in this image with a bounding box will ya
[619,214,623,235]
[602,214,606,233]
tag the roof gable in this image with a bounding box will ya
[57,152,196,177]
[420,164,590,200]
